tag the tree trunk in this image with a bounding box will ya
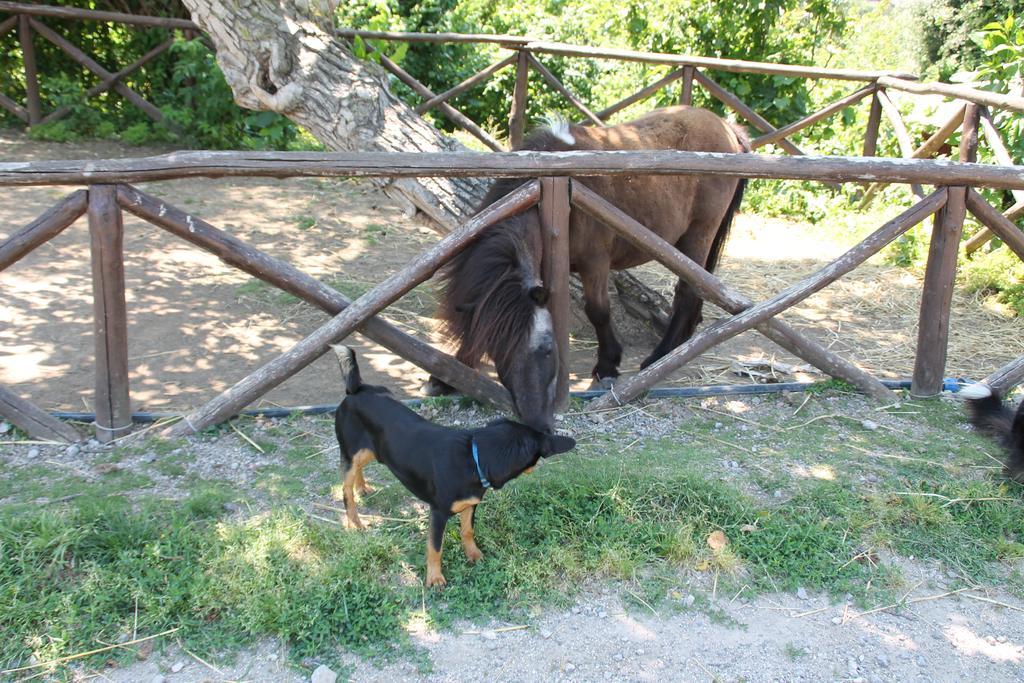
[179,0,488,227]
[180,0,672,335]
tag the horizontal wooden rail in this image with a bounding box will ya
[336,29,915,82]
[3,150,1023,189]
[163,181,541,436]
[877,75,1024,115]
[984,356,1024,395]
[0,1,196,29]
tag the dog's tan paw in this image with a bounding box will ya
[425,572,447,588]
[464,546,484,563]
[357,483,375,495]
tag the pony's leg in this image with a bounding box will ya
[641,234,714,369]
[579,266,622,382]
[424,347,482,396]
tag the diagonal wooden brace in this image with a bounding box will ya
[114,184,511,409]
[29,18,166,124]
[571,182,895,401]
[587,188,948,410]
[0,385,80,443]
[163,181,541,437]
[0,189,87,272]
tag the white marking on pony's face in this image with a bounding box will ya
[529,308,554,351]
[542,114,576,146]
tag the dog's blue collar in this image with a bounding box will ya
[471,437,491,489]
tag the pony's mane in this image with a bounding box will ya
[438,180,539,369]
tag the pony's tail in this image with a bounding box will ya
[331,345,362,395]
[962,383,1024,482]
[705,178,745,274]
[705,125,750,274]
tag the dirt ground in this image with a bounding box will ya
[3,131,1023,417]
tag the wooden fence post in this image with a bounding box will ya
[540,177,571,411]
[509,50,529,149]
[863,89,882,157]
[679,66,694,106]
[88,185,132,441]
[18,13,41,125]
[911,102,979,397]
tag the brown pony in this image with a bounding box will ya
[428,106,749,432]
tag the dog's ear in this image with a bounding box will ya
[541,433,576,457]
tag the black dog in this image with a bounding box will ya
[331,345,576,587]
[962,383,1024,483]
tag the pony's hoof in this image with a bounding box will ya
[588,376,617,391]
[423,376,456,397]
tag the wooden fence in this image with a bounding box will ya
[3,2,1023,251]
[3,148,1024,444]
[2,4,1024,443]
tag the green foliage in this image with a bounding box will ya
[917,0,1024,80]
[3,393,1023,673]
[970,15,1024,161]
[960,242,1024,315]
[0,2,309,150]
[338,0,846,137]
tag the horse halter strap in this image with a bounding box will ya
[471,437,491,489]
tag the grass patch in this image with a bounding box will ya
[2,392,1021,674]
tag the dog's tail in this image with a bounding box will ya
[962,383,1024,482]
[331,344,362,395]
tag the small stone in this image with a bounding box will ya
[268,653,278,661]
[635,648,645,656]
[481,630,497,640]
[796,587,809,600]
[613,653,623,662]
[486,641,498,651]
[541,629,553,639]
[598,610,608,618]
[311,664,337,683]
[862,420,879,431]
[66,444,80,457]
[0,421,10,434]
[142,454,157,463]
[997,635,1007,643]
[877,654,890,668]
[27,447,40,459]
[151,677,167,683]
[683,594,696,607]
[170,661,185,673]
[572,606,581,614]
[230,462,240,470]
[555,414,565,423]
[773,490,783,498]
[916,656,927,667]
[831,617,843,625]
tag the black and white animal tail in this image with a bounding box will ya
[962,383,1024,483]
[331,345,363,395]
